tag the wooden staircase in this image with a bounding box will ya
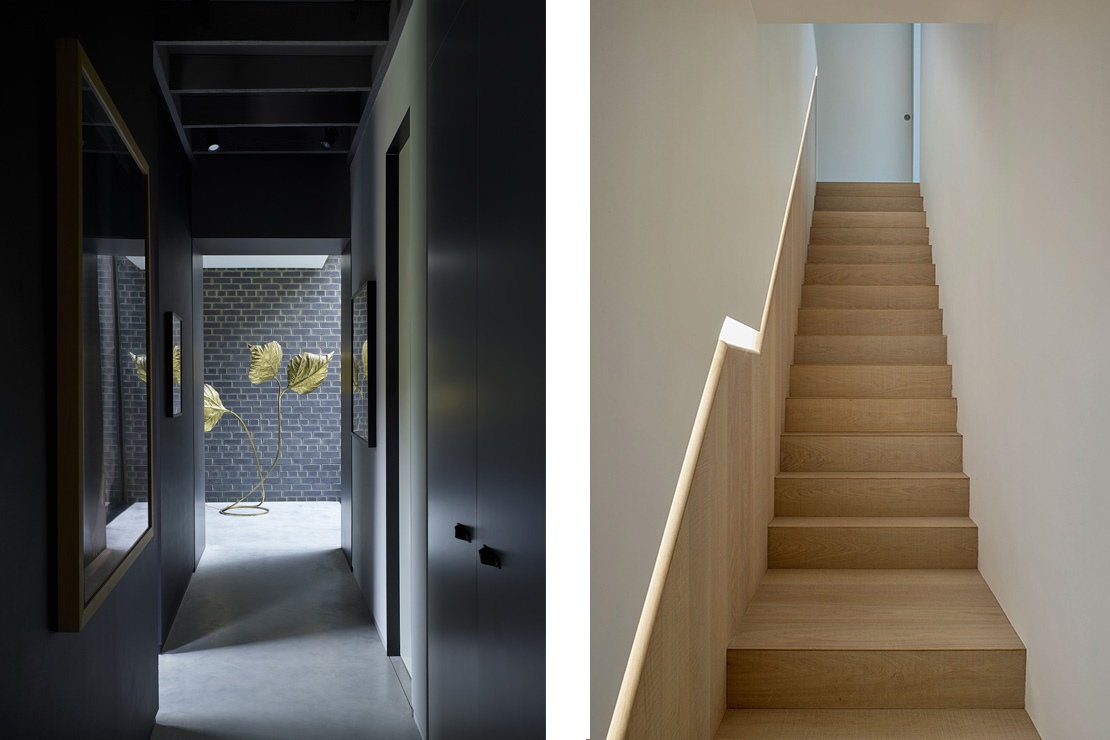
[715,183,1041,738]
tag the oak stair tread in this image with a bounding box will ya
[816,182,921,197]
[730,569,1022,651]
[805,263,936,285]
[781,431,962,438]
[770,516,975,528]
[814,194,925,211]
[776,471,969,480]
[714,709,1041,739]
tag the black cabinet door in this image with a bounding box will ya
[474,0,546,736]
[426,1,480,738]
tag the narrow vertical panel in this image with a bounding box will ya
[426,1,480,737]
[473,0,547,735]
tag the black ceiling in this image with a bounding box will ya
[153,0,403,158]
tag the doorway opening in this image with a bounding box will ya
[202,254,343,523]
[385,111,425,705]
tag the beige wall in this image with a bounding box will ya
[590,4,816,736]
[920,7,1110,738]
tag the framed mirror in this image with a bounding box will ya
[167,313,182,417]
[352,281,375,446]
[55,40,153,631]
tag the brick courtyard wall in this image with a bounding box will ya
[203,257,342,502]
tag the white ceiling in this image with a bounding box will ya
[750,0,1006,24]
[127,255,330,270]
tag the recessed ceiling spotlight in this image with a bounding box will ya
[320,127,339,151]
[204,130,220,152]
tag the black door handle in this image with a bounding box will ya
[478,545,501,569]
[454,523,473,542]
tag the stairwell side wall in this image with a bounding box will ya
[591,9,817,737]
[605,76,815,740]
[920,12,1110,739]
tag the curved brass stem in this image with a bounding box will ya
[219,409,270,516]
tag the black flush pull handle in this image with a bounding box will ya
[478,545,501,569]
[454,523,473,543]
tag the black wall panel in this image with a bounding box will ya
[474,0,547,734]
[0,4,195,735]
[153,94,197,642]
[426,0,545,736]
[193,155,351,240]
[426,0,481,736]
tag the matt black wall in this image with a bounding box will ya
[426,0,546,736]
[0,4,197,735]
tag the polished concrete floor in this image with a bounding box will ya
[151,502,420,740]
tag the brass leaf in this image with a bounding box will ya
[129,352,148,384]
[172,345,182,386]
[247,341,282,385]
[203,383,228,432]
[286,351,334,395]
[361,340,369,386]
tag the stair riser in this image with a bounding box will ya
[716,709,1042,739]
[794,336,947,365]
[814,195,924,211]
[807,244,933,264]
[813,211,927,228]
[775,477,970,517]
[811,228,930,245]
[789,366,952,398]
[768,526,978,569]
[802,286,939,309]
[806,264,936,285]
[727,650,1025,709]
[785,399,957,433]
[798,309,943,335]
[780,436,963,472]
[816,182,921,197]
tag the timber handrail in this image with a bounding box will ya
[606,68,817,740]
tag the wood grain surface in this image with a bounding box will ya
[767,517,978,569]
[789,365,952,397]
[805,263,936,285]
[785,398,956,433]
[801,284,939,308]
[794,336,947,365]
[775,472,969,517]
[715,709,1040,739]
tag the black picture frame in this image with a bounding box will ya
[166,312,182,418]
[352,281,376,446]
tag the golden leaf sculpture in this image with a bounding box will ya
[361,340,369,387]
[286,351,334,395]
[203,383,228,432]
[129,352,147,384]
[172,345,181,386]
[247,341,282,385]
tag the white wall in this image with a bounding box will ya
[815,23,914,181]
[349,1,428,734]
[590,5,816,737]
[920,7,1110,738]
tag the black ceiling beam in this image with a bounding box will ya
[189,126,355,154]
[155,2,391,45]
[180,92,363,128]
[152,46,194,162]
[348,0,413,160]
[170,54,375,93]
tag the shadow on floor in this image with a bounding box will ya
[163,548,368,655]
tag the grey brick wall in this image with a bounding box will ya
[97,256,148,511]
[204,257,342,502]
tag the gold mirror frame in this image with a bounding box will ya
[56,39,154,631]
